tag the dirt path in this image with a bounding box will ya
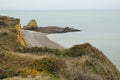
[22,30,64,50]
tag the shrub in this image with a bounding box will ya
[0,69,7,79]
[0,68,17,79]
[0,67,40,79]
[15,47,63,55]
[16,67,40,77]
[0,30,21,50]
[30,57,66,75]
[64,43,94,57]
[60,69,103,80]
[50,75,60,80]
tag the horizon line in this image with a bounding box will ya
[0,9,120,11]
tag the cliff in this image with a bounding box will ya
[15,22,26,47]
[0,16,25,50]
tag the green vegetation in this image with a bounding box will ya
[0,29,21,51]
[15,47,63,55]
[0,16,25,50]
[1,43,120,80]
[64,43,92,57]
[0,68,16,79]
[30,57,66,75]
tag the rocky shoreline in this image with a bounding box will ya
[36,26,81,33]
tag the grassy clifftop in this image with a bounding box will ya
[0,16,25,50]
[0,43,120,80]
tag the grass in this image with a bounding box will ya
[1,43,120,80]
[15,47,63,55]
[1,41,120,80]
[0,29,21,51]
[0,49,33,69]
[30,57,66,75]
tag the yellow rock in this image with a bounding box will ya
[15,23,26,47]
[24,19,38,30]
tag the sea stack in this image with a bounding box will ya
[23,19,38,30]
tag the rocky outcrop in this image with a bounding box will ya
[23,19,81,33]
[23,19,38,30]
[15,22,26,47]
[0,16,26,50]
[37,26,81,33]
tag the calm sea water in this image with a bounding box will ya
[0,10,120,70]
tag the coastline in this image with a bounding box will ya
[0,15,120,80]
[22,30,65,50]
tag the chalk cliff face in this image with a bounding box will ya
[0,16,25,50]
[23,19,38,30]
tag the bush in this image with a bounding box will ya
[30,57,66,75]
[0,67,40,79]
[60,69,103,80]
[0,68,17,79]
[16,67,40,77]
[0,69,7,79]
[15,47,63,55]
[64,43,94,57]
[0,30,21,50]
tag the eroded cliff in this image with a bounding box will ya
[0,16,25,50]
[15,22,26,47]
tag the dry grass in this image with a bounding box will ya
[62,43,120,80]
[0,49,33,69]
[3,76,51,80]
[1,43,120,80]
[0,29,21,51]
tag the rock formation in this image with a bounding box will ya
[15,22,26,47]
[36,26,81,33]
[0,16,26,50]
[23,19,38,30]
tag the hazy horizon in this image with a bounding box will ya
[0,0,120,10]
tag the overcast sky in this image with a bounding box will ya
[0,0,120,10]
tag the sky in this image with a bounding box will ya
[0,0,120,10]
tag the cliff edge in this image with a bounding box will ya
[0,16,25,50]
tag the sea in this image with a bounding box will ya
[0,10,120,70]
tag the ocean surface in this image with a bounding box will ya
[0,10,120,70]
